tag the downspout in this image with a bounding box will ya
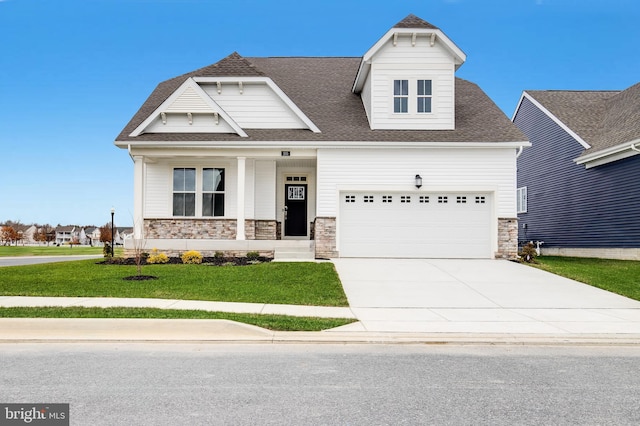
[128,144,134,161]
[515,146,524,159]
[631,142,640,153]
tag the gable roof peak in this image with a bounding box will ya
[394,14,439,30]
[195,51,266,77]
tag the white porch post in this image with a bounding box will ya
[133,155,144,239]
[236,156,246,240]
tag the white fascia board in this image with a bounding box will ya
[193,77,321,133]
[574,137,640,168]
[515,92,591,150]
[118,139,530,150]
[129,78,248,137]
[353,28,466,93]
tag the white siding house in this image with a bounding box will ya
[115,14,528,259]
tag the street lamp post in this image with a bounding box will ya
[110,207,115,257]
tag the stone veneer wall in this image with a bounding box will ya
[314,217,337,258]
[496,218,518,259]
[144,219,278,240]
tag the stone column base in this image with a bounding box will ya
[496,218,518,259]
[314,217,337,258]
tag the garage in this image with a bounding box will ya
[339,191,493,258]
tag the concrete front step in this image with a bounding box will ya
[273,243,316,261]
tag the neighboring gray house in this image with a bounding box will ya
[512,82,640,260]
[115,14,528,259]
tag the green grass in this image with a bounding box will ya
[0,259,349,306]
[0,307,355,331]
[0,246,121,257]
[532,256,640,301]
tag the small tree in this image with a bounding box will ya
[99,224,112,245]
[0,226,19,246]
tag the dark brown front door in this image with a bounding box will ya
[284,184,307,236]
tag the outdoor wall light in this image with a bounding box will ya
[415,174,423,189]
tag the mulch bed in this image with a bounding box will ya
[99,257,272,266]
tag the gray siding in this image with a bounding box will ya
[514,97,640,248]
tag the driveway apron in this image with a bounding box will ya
[331,259,640,334]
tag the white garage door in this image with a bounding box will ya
[339,192,492,258]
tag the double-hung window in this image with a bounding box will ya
[202,168,225,217]
[517,187,528,214]
[173,168,196,216]
[417,79,432,113]
[172,167,225,217]
[393,79,409,113]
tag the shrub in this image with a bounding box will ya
[181,250,203,264]
[246,251,260,261]
[103,243,113,259]
[518,242,538,263]
[147,249,169,264]
[214,251,225,259]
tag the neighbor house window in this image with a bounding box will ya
[202,168,225,216]
[393,80,408,113]
[417,79,432,113]
[517,187,528,213]
[173,168,196,216]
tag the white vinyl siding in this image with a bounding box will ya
[254,160,277,220]
[317,148,517,218]
[201,83,307,129]
[367,36,455,130]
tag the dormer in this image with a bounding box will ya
[352,14,466,130]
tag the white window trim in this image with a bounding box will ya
[390,77,435,116]
[517,187,528,214]
[172,167,226,218]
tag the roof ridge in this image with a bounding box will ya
[393,14,439,30]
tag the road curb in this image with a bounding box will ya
[1,318,640,346]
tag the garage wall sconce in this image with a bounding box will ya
[415,174,423,189]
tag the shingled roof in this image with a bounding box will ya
[116,54,525,144]
[526,83,640,156]
[394,14,439,30]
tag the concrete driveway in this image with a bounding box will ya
[331,259,640,334]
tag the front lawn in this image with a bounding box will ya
[0,259,349,307]
[0,246,118,257]
[0,307,354,331]
[532,256,640,301]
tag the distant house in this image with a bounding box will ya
[512,82,640,260]
[115,14,528,259]
[55,226,78,245]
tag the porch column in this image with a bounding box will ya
[133,155,144,239]
[236,157,246,240]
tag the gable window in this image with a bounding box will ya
[202,168,225,216]
[393,80,408,113]
[173,168,196,216]
[417,80,432,113]
[517,187,528,213]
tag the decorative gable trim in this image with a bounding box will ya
[353,28,466,93]
[193,76,321,133]
[130,78,248,137]
[513,92,591,150]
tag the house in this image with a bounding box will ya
[55,226,78,245]
[512,82,640,260]
[115,14,528,259]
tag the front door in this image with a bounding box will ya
[285,184,307,236]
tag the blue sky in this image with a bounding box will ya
[1,0,638,227]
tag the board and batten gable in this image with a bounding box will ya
[514,96,640,248]
[316,147,517,217]
[360,33,456,130]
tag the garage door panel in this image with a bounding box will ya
[339,192,492,258]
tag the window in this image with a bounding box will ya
[364,195,374,203]
[173,167,226,217]
[401,196,411,203]
[393,80,408,113]
[345,195,356,203]
[417,80,432,113]
[173,168,196,216]
[382,195,393,203]
[456,196,467,204]
[202,168,225,217]
[475,196,486,204]
[419,196,430,203]
[517,187,528,213]
[438,196,448,204]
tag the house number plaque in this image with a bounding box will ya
[288,186,305,200]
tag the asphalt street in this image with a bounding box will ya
[2,343,639,425]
